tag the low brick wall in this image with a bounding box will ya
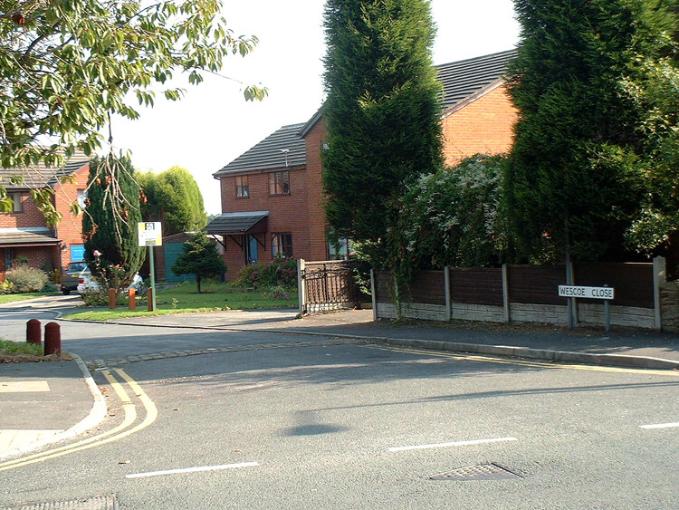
[509,303,567,325]
[377,302,447,321]
[451,302,505,323]
[661,281,679,333]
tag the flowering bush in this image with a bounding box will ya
[234,258,297,289]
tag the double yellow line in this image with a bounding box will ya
[0,368,157,472]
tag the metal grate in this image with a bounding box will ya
[305,263,360,307]
[3,495,118,510]
[430,464,521,481]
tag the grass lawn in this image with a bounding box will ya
[0,292,55,305]
[63,281,298,321]
[0,339,43,356]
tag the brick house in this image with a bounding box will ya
[209,50,518,279]
[0,154,90,281]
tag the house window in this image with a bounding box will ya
[77,189,87,209]
[272,233,293,258]
[4,193,24,213]
[235,176,250,198]
[328,234,350,260]
[268,171,290,196]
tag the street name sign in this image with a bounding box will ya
[558,285,614,300]
[137,222,163,247]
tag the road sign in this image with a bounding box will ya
[137,222,163,247]
[558,285,614,300]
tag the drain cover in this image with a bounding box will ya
[430,463,520,481]
[3,495,118,510]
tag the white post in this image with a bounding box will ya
[502,263,510,323]
[444,266,452,322]
[370,269,377,321]
[297,258,306,315]
[653,256,666,331]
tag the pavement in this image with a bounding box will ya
[87,308,679,370]
[0,355,105,462]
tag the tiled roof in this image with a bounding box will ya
[214,124,307,177]
[0,230,59,247]
[206,211,269,235]
[219,49,517,176]
[436,49,517,112]
[0,152,90,189]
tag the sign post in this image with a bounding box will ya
[138,222,163,312]
[558,285,615,332]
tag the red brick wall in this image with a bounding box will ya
[53,163,89,267]
[219,167,311,279]
[0,192,48,229]
[304,119,329,261]
[442,84,518,167]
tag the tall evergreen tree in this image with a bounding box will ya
[323,0,443,262]
[139,167,207,235]
[506,0,675,263]
[83,154,145,285]
[172,232,226,293]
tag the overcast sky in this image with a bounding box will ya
[112,0,521,214]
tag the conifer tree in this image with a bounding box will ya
[323,0,443,262]
[172,232,225,293]
[506,0,676,262]
[83,154,145,285]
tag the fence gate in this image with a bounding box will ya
[298,259,362,314]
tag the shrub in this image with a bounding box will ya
[0,280,15,294]
[5,265,49,293]
[267,285,290,301]
[234,258,297,289]
[81,289,127,307]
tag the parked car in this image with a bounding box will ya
[77,272,145,295]
[60,261,89,295]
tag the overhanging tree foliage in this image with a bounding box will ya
[506,0,677,263]
[172,231,225,293]
[322,0,443,264]
[83,154,145,286]
[139,167,207,235]
[0,0,266,221]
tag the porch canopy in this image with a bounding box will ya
[0,230,60,248]
[206,211,269,248]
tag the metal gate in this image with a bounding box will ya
[298,259,362,314]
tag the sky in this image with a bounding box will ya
[112,0,521,215]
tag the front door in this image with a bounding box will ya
[246,235,259,264]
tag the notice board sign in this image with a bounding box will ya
[137,222,163,247]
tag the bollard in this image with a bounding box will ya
[44,322,61,356]
[26,319,41,345]
[108,288,117,309]
[128,288,137,311]
[147,288,154,312]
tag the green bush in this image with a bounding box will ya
[5,265,49,293]
[234,258,297,289]
[81,289,128,307]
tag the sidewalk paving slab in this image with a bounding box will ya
[0,356,105,461]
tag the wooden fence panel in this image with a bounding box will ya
[375,271,394,303]
[574,263,653,308]
[509,265,567,305]
[450,268,503,306]
[405,270,446,305]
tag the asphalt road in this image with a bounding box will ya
[1,309,678,509]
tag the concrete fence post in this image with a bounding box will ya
[653,256,666,331]
[297,258,306,315]
[566,260,577,329]
[444,266,452,322]
[502,264,510,323]
[370,269,377,321]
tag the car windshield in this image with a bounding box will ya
[68,262,88,272]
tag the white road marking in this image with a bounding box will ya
[126,462,259,479]
[640,422,679,430]
[0,381,50,393]
[388,437,517,452]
